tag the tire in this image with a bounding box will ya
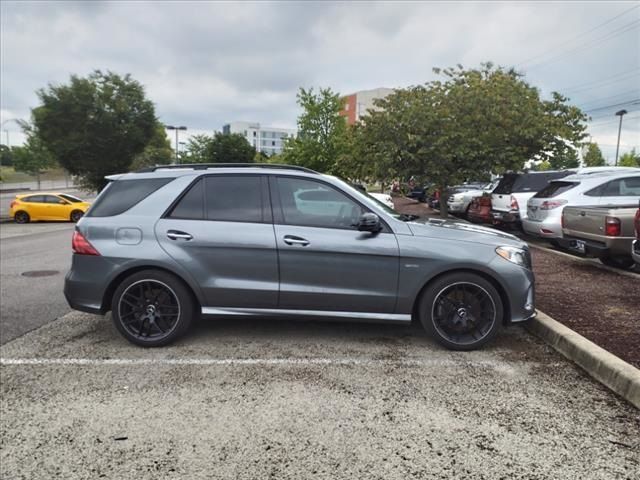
[111,269,195,347]
[14,211,30,224]
[70,210,84,223]
[417,272,503,351]
[600,256,635,270]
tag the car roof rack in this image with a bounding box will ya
[136,163,318,174]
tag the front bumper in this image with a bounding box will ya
[488,255,535,324]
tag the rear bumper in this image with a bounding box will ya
[447,201,466,213]
[558,236,633,258]
[491,209,520,224]
[522,217,562,238]
[63,255,118,315]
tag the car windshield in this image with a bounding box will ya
[59,194,84,203]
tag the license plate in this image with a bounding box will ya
[573,240,586,254]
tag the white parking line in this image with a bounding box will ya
[0,357,529,370]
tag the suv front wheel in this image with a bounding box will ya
[418,272,503,351]
[111,270,195,347]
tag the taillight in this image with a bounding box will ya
[72,231,100,255]
[540,199,568,210]
[10,201,17,208]
[635,209,640,237]
[510,196,519,211]
[605,217,621,237]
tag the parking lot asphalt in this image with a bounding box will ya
[1,312,639,479]
[0,222,74,344]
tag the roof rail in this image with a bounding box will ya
[135,163,318,174]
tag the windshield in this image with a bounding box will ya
[59,194,84,203]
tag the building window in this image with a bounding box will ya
[272,141,276,146]
[253,131,257,137]
[345,103,349,111]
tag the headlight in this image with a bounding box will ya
[496,246,531,269]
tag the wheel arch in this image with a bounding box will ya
[101,265,202,313]
[411,268,512,326]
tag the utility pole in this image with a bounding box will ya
[614,109,627,166]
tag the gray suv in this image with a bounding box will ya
[64,164,535,350]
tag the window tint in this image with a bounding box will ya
[59,194,83,203]
[513,172,572,192]
[533,181,578,198]
[168,179,205,220]
[600,177,640,197]
[44,195,64,204]
[493,174,518,194]
[23,195,44,203]
[276,177,363,229]
[205,175,263,222]
[88,178,174,217]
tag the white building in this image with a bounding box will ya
[222,121,296,156]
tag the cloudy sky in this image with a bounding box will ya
[1,1,639,162]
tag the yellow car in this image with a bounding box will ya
[9,192,91,223]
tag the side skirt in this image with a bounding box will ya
[201,307,411,323]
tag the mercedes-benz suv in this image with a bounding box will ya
[64,164,535,350]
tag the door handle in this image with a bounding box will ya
[283,235,310,246]
[167,230,193,241]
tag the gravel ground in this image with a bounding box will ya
[1,312,639,479]
[532,248,640,368]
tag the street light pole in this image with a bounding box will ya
[614,109,627,166]
[164,125,188,164]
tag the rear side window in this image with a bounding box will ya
[493,174,518,194]
[23,195,44,203]
[533,181,578,198]
[169,179,205,220]
[205,175,263,222]
[599,176,640,197]
[88,178,174,217]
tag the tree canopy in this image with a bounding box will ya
[182,132,255,164]
[618,148,640,168]
[582,142,605,167]
[32,70,157,190]
[352,63,587,215]
[11,123,57,188]
[282,87,348,174]
[130,122,174,170]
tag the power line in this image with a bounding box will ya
[557,68,640,94]
[524,19,640,70]
[517,5,640,68]
[583,99,640,113]
[577,90,640,109]
[588,114,640,127]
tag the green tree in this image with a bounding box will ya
[582,142,605,167]
[12,125,57,189]
[183,132,254,163]
[355,63,587,217]
[32,70,157,190]
[282,87,348,174]
[0,144,14,167]
[130,122,173,170]
[533,160,551,171]
[618,148,640,167]
[549,145,580,170]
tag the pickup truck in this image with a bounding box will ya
[559,204,638,270]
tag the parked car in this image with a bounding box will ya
[559,204,639,269]
[369,192,395,210]
[523,170,640,240]
[632,204,640,267]
[491,171,574,228]
[467,195,493,224]
[431,183,485,211]
[64,163,535,351]
[9,192,91,223]
[447,180,499,215]
[407,184,430,203]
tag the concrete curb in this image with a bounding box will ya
[527,310,640,409]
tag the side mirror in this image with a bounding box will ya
[357,212,382,233]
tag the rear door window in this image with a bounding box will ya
[43,195,64,204]
[513,172,572,193]
[88,177,174,217]
[533,181,578,198]
[23,195,44,203]
[599,176,640,197]
[204,175,265,223]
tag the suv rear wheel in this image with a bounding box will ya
[418,272,503,351]
[111,270,194,347]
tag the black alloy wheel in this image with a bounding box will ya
[419,272,503,350]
